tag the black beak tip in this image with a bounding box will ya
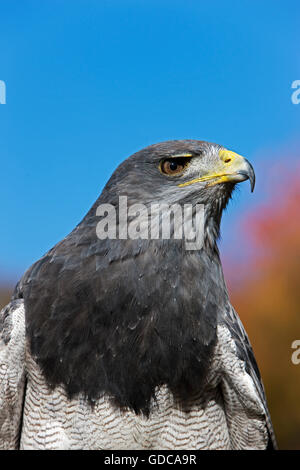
[244,158,256,193]
[249,167,255,193]
[250,175,255,192]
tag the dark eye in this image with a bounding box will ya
[160,158,190,176]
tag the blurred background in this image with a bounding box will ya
[0,0,299,448]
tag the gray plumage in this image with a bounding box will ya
[0,140,276,449]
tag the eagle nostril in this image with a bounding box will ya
[224,158,231,164]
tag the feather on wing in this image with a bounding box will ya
[216,306,277,449]
[0,300,26,449]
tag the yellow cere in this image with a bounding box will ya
[219,149,240,162]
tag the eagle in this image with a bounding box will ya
[0,140,277,450]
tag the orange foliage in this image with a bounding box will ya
[224,169,300,449]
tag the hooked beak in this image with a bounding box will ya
[215,149,256,192]
[234,159,256,192]
[178,149,256,192]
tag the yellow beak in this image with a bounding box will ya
[178,149,255,192]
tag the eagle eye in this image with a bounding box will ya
[160,157,191,176]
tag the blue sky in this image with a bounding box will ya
[0,0,299,282]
